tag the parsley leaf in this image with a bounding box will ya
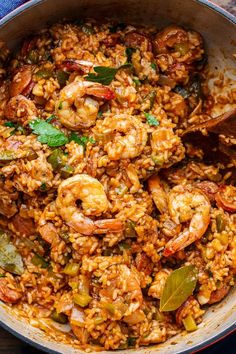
[69,132,95,149]
[125,47,136,63]
[85,64,132,85]
[85,66,118,85]
[150,62,157,70]
[145,113,159,126]
[4,122,15,128]
[4,122,25,135]
[29,118,69,147]
[133,78,141,86]
[40,182,47,191]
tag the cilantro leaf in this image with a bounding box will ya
[145,113,159,126]
[69,132,95,149]
[29,119,69,147]
[85,64,132,85]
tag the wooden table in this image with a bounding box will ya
[0,0,235,352]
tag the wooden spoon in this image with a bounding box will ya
[182,107,236,138]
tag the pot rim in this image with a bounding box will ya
[0,309,235,354]
[0,0,235,27]
[0,0,235,353]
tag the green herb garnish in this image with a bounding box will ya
[40,182,47,191]
[4,121,24,135]
[85,64,132,85]
[29,118,69,147]
[4,122,15,128]
[144,113,159,126]
[133,78,141,86]
[150,62,157,70]
[58,101,63,110]
[125,47,136,63]
[69,132,95,149]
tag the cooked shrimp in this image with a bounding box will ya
[98,264,143,317]
[9,65,33,97]
[56,174,123,235]
[163,185,211,257]
[98,114,148,160]
[5,95,37,126]
[148,175,168,214]
[126,164,141,193]
[55,80,115,130]
[0,278,22,303]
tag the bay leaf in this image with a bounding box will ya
[0,232,24,275]
[160,265,197,312]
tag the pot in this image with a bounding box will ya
[0,1,235,353]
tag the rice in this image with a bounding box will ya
[0,18,235,351]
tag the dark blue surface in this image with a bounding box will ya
[0,0,235,353]
[0,0,27,19]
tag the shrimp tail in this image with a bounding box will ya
[163,230,195,257]
[86,86,115,100]
[94,219,124,234]
[163,213,210,257]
